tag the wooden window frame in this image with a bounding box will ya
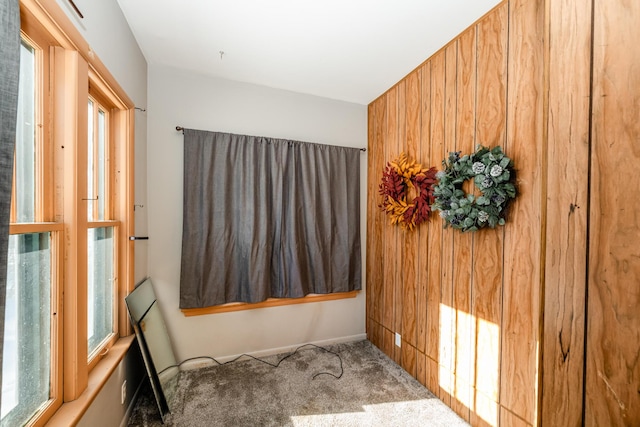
[11,0,135,425]
[181,291,361,316]
[85,89,119,372]
[7,8,63,424]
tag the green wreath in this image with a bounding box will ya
[432,145,516,232]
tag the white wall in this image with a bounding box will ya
[77,342,146,427]
[147,65,368,361]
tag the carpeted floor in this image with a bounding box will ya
[128,340,469,427]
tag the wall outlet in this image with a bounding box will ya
[121,380,127,404]
[395,332,402,348]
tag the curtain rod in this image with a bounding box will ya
[175,126,366,152]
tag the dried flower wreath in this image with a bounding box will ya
[379,153,437,230]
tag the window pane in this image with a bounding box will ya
[1,233,51,427]
[87,100,94,221]
[97,109,106,220]
[15,41,36,223]
[87,227,114,355]
[87,101,108,221]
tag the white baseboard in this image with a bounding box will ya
[180,333,367,370]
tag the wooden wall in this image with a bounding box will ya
[367,1,543,425]
[586,0,640,424]
[366,0,640,426]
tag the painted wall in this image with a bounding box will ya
[147,65,368,361]
[77,342,146,427]
[52,1,149,426]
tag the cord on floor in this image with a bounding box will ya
[158,343,343,380]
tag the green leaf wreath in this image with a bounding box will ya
[432,145,516,232]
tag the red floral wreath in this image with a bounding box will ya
[378,153,437,230]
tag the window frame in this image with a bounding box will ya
[8,1,136,425]
[85,89,119,371]
[5,8,63,425]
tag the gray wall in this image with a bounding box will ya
[147,65,368,362]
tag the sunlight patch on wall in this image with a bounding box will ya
[455,308,475,410]
[439,303,455,395]
[440,304,500,426]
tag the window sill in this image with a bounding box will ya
[181,290,360,316]
[45,335,134,426]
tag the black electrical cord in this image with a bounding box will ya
[157,343,343,380]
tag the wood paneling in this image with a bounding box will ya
[473,3,507,414]
[382,87,398,333]
[368,1,529,425]
[500,407,532,427]
[438,42,458,406]
[426,50,445,368]
[587,0,640,424]
[395,81,406,365]
[500,0,545,423]
[366,103,375,330]
[541,0,591,424]
[371,97,386,334]
[416,62,431,356]
[367,0,640,426]
[451,26,476,422]
[402,71,421,353]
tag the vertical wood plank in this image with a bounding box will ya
[382,327,395,359]
[500,407,532,427]
[437,41,458,406]
[501,0,545,423]
[402,70,421,354]
[382,88,398,334]
[587,0,640,424]
[394,81,406,365]
[473,4,508,423]
[372,97,387,328]
[471,391,500,427]
[426,357,439,396]
[417,349,427,386]
[365,102,379,332]
[426,50,445,370]
[417,62,432,356]
[541,0,591,425]
[402,343,417,378]
[375,321,384,351]
[451,26,477,422]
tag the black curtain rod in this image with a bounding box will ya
[175,126,366,152]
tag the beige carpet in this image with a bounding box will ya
[128,340,469,427]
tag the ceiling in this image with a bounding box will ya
[116,0,502,105]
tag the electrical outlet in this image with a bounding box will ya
[395,332,401,348]
[121,380,127,404]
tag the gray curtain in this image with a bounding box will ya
[0,0,21,411]
[180,129,361,308]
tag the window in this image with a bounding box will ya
[1,2,134,425]
[2,233,51,427]
[86,95,117,360]
[13,41,36,223]
[2,30,61,427]
[87,227,115,355]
